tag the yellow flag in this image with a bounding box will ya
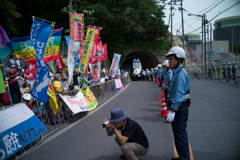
[47,81,58,114]
[79,28,98,75]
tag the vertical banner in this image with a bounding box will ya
[88,26,101,64]
[47,82,58,114]
[0,103,47,160]
[79,28,98,76]
[54,52,65,73]
[70,13,84,64]
[30,19,52,103]
[0,25,12,59]
[109,53,121,77]
[81,86,98,111]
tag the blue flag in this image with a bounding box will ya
[0,25,12,59]
[65,36,79,67]
[30,19,52,103]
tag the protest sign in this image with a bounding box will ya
[81,87,98,111]
[0,103,47,160]
[114,78,124,91]
[59,91,89,114]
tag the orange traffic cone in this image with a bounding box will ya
[156,78,159,83]
[158,97,168,117]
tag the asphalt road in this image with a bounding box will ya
[20,79,240,160]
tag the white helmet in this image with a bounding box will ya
[162,60,170,67]
[151,68,153,70]
[158,64,162,68]
[166,46,185,59]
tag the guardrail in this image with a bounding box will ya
[4,76,131,160]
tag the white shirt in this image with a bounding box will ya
[124,72,128,77]
[10,59,15,68]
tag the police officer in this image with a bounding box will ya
[227,62,232,79]
[146,69,150,81]
[232,62,237,80]
[160,65,165,86]
[217,64,220,80]
[157,64,162,86]
[165,47,191,160]
[150,68,154,81]
[162,60,173,111]
[223,63,226,79]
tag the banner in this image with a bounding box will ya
[47,82,58,114]
[0,103,47,160]
[90,62,101,81]
[23,63,36,80]
[81,86,98,111]
[66,39,80,89]
[65,36,80,67]
[70,13,84,66]
[102,43,108,61]
[114,78,124,90]
[30,19,52,103]
[88,26,101,64]
[47,60,57,74]
[12,29,62,64]
[0,25,12,59]
[109,53,121,77]
[54,52,65,73]
[79,28,98,76]
[59,91,89,114]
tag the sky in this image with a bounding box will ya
[160,0,240,36]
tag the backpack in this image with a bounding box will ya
[0,80,16,105]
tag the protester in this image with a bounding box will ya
[23,75,32,89]
[165,46,191,160]
[53,73,67,94]
[87,71,93,81]
[120,70,124,78]
[81,74,92,87]
[9,55,16,68]
[104,108,149,160]
[73,68,81,90]
[123,70,129,78]
[8,68,22,104]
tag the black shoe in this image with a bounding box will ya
[172,157,180,160]
[120,154,127,159]
[165,120,171,123]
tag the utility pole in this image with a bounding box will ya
[69,0,73,12]
[210,23,212,63]
[204,14,207,77]
[202,17,204,72]
[180,0,185,67]
[171,1,173,47]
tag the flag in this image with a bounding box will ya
[47,82,58,114]
[98,41,105,62]
[0,25,12,59]
[109,53,121,77]
[65,36,79,67]
[12,29,62,64]
[30,19,52,103]
[79,28,98,76]
[88,26,101,64]
[54,52,65,72]
[0,103,47,160]
[23,63,36,80]
[70,13,84,68]
[47,60,57,74]
[0,69,6,94]
[103,43,108,61]
[81,86,98,111]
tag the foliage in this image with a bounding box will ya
[229,45,240,55]
[0,0,21,36]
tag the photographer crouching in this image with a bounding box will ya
[103,108,149,160]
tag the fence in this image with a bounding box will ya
[4,76,131,160]
[185,57,240,83]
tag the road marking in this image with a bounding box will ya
[173,137,194,160]
[19,84,130,159]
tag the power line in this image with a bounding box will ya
[204,0,224,14]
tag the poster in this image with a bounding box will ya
[114,78,124,91]
[81,87,98,111]
[59,91,89,114]
[0,103,47,160]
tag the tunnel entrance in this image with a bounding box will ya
[123,50,159,72]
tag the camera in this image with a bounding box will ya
[102,120,110,128]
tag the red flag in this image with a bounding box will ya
[97,41,104,62]
[89,26,101,64]
[103,43,108,61]
[54,52,65,73]
[23,64,36,80]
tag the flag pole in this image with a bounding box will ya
[1,59,13,106]
[32,16,55,24]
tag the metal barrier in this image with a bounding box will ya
[185,58,240,84]
[4,77,131,159]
